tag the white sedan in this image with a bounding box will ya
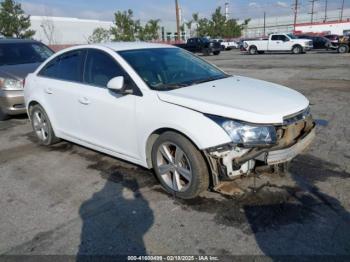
[24,42,315,199]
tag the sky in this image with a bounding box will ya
[18,0,348,23]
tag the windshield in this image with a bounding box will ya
[287,34,297,39]
[118,48,229,90]
[0,43,53,66]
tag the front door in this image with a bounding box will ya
[76,49,139,160]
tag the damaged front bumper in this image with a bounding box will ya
[204,114,316,187]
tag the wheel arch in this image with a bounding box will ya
[145,127,204,169]
[27,99,59,136]
[249,45,258,50]
[145,127,216,189]
[292,44,303,51]
[27,100,40,120]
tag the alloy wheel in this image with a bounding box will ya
[156,142,192,192]
[32,110,49,141]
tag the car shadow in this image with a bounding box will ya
[243,155,350,256]
[76,178,154,260]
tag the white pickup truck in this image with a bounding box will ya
[243,33,313,55]
[212,39,239,50]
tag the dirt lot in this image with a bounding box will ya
[0,50,349,258]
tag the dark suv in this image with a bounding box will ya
[0,39,53,120]
[296,35,335,49]
[174,37,221,56]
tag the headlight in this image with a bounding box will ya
[207,115,277,147]
[0,77,23,91]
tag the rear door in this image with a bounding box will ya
[36,49,86,137]
[269,35,290,51]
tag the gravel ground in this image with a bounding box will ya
[0,50,349,259]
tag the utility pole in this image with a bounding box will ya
[340,0,345,21]
[263,12,266,36]
[293,0,299,33]
[309,0,318,24]
[324,0,328,22]
[175,0,180,41]
[225,2,230,20]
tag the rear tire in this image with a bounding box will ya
[249,46,258,55]
[213,51,220,55]
[29,104,60,146]
[151,131,209,199]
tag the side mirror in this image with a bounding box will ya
[107,76,124,91]
[284,38,290,42]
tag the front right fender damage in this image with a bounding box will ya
[203,114,316,196]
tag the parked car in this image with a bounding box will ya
[243,33,313,54]
[337,35,350,53]
[24,43,315,199]
[296,35,336,50]
[0,38,54,120]
[174,37,221,55]
[212,39,238,50]
[324,34,340,47]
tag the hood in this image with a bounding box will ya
[157,76,309,124]
[292,39,312,44]
[0,63,41,80]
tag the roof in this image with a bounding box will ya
[98,42,176,51]
[0,38,41,44]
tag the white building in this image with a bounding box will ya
[29,7,350,45]
[244,8,350,37]
[30,16,113,45]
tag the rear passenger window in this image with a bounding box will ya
[39,50,85,82]
[39,57,60,78]
[59,51,85,82]
[84,49,125,87]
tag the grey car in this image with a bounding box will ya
[0,39,53,120]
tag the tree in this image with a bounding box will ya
[110,9,140,41]
[192,7,249,38]
[88,27,110,43]
[0,0,35,38]
[40,16,56,45]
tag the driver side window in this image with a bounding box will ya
[84,49,125,88]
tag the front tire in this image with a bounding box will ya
[29,104,60,146]
[338,45,349,54]
[213,51,220,55]
[151,131,209,199]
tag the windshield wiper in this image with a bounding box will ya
[152,82,189,91]
[185,75,230,85]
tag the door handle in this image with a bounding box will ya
[45,87,53,94]
[79,97,90,105]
